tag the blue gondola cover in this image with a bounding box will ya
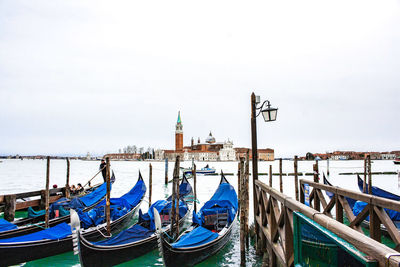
[171,226,218,248]
[192,182,238,227]
[353,201,400,221]
[0,222,71,243]
[145,199,188,231]
[95,224,154,246]
[0,219,17,232]
[49,183,109,218]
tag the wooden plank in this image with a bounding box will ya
[323,197,335,216]
[369,204,381,242]
[349,204,370,228]
[284,206,294,265]
[338,196,363,233]
[373,206,400,246]
[316,189,328,209]
[15,195,62,210]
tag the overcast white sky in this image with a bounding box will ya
[0,0,399,157]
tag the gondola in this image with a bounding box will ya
[74,174,193,267]
[157,173,238,267]
[357,174,400,200]
[0,172,146,266]
[0,172,115,239]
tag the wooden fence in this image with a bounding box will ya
[299,178,400,250]
[254,179,400,266]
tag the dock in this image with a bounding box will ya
[246,158,400,266]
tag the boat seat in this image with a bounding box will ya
[204,212,228,231]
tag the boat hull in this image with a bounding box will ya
[78,203,190,267]
[0,196,106,239]
[0,200,141,266]
[0,184,106,239]
[160,220,235,267]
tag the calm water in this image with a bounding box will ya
[0,159,399,266]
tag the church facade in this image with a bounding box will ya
[155,112,274,162]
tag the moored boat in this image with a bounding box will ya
[157,173,238,267]
[0,172,146,266]
[74,175,193,267]
[357,174,400,200]
[0,172,115,239]
[183,165,216,175]
[394,158,400,165]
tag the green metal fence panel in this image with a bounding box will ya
[293,211,377,267]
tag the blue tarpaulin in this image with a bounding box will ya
[79,182,109,207]
[120,178,146,207]
[92,198,188,246]
[0,219,17,232]
[167,176,193,201]
[172,179,237,249]
[77,179,146,228]
[0,222,71,243]
[192,182,238,227]
[78,198,131,228]
[27,207,46,218]
[358,177,400,201]
[142,199,188,231]
[172,226,218,248]
[94,224,154,246]
[49,183,109,219]
[353,201,400,221]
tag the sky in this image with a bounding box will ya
[0,0,399,158]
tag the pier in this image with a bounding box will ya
[250,169,400,266]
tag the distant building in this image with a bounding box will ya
[104,153,141,160]
[153,112,274,161]
[234,148,274,161]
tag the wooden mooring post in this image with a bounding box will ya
[294,155,299,201]
[313,161,320,211]
[279,158,283,193]
[4,195,16,222]
[269,165,272,187]
[105,157,111,236]
[165,158,168,185]
[65,157,70,198]
[193,164,197,213]
[171,156,180,239]
[149,163,152,208]
[45,156,50,228]
[239,157,245,266]
[367,155,372,195]
[239,156,250,266]
[363,157,367,193]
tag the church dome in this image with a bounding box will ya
[206,131,216,143]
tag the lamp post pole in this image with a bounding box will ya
[250,92,260,253]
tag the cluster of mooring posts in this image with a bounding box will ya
[245,155,400,266]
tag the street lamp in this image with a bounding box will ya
[250,92,278,251]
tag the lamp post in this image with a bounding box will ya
[250,92,278,252]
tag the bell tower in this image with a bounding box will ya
[175,111,183,152]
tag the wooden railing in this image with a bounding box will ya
[0,187,65,213]
[299,178,400,251]
[254,179,400,266]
